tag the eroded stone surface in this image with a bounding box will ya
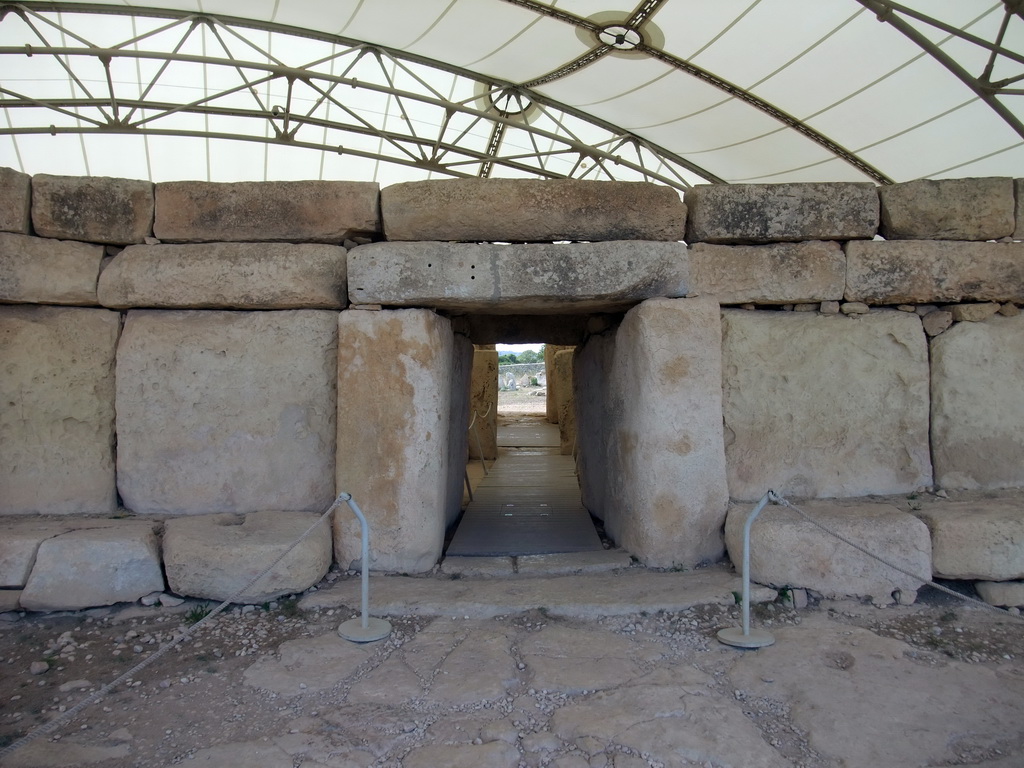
[879,177,1014,240]
[0,520,75,587]
[163,510,333,603]
[468,348,498,460]
[845,240,1024,304]
[243,634,375,695]
[0,167,31,234]
[154,180,379,243]
[576,297,729,567]
[336,309,455,573]
[721,310,932,499]
[931,314,1024,489]
[98,243,347,309]
[19,522,164,611]
[685,182,878,243]
[913,500,1024,580]
[689,240,845,304]
[32,174,153,245]
[725,500,931,604]
[116,310,337,514]
[382,179,685,242]
[553,349,575,456]
[0,306,119,514]
[0,232,103,305]
[347,241,688,313]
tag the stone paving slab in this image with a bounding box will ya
[299,565,776,619]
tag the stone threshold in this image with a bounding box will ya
[439,549,633,578]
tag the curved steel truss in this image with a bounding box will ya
[0,3,710,189]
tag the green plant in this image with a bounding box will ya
[778,587,792,604]
[279,597,300,618]
[184,603,212,626]
[731,590,743,605]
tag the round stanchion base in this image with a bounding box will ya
[338,617,392,643]
[717,627,775,649]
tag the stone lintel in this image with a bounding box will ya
[845,240,1024,304]
[689,240,845,304]
[0,167,32,234]
[464,315,591,346]
[0,232,103,305]
[348,241,688,314]
[381,178,686,242]
[685,182,878,244]
[154,180,380,243]
[880,177,1014,240]
[98,242,348,309]
[32,174,154,245]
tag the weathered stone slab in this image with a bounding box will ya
[544,344,573,424]
[445,334,473,529]
[31,174,153,244]
[0,520,72,587]
[0,232,103,305]
[163,511,332,602]
[19,522,164,611]
[97,242,348,309]
[336,309,456,573]
[721,310,932,500]
[553,349,575,455]
[0,306,119,514]
[880,177,1014,240]
[689,240,845,304]
[115,310,337,514]
[931,314,1024,489]
[0,167,31,234]
[381,179,685,242]
[154,180,379,243]
[845,240,1024,304]
[348,241,688,313]
[913,500,1024,580]
[975,580,1024,607]
[516,549,633,575]
[685,182,878,244]
[725,501,931,604]
[467,348,498,461]
[576,297,729,567]
[402,741,521,768]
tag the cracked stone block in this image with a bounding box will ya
[31,174,153,245]
[721,309,932,500]
[115,309,338,514]
[931,314,1024,489]
[0,166,31,234]
[98,242,348,309]
[19,522,165,612]
[914,500,1024,580]
[154,180,380,243]
[725,500,932,604]
[0,232,104,305]
[381,178,685,242]
[163,511,332,603]
[880,177,1014,240]
[0,306,120,514]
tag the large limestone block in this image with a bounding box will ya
[544,343,574,424]
[445,334,473,529]
[725,501,931,605]
[975,580,1024,607]
[0,518,134,587]
[689,241,845,304]
[685,182,878,244]
[154,180,380,243]
[578,297,729,567]
[163,511,332,602]
[19,522,164,611]
[336,309,455,573]
[348,241,688,313]
[116,310,338,514]
[98,243,348,309]
[845,240,1024,304]
[1015,178,1024,240]
[467,348,498,461]
[913,500,1024,580]
[0,232,103,305]
[0,306,119,514]
[31,174,153,244]
[879,177,1014,240]
[553,349,575,456]
[381,178,685,242]
[931,315,1024,489]
[722,310,932,500]
[0,167,31,234]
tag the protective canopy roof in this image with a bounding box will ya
[1,1,1023,189]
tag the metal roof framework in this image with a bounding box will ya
[1,0,1022,189]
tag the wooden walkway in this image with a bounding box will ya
[447,420,604,557]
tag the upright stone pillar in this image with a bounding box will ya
[336,309,457,572]
[554,349,576,456]
[577,297,729,567]
[468,346,498,460]
[446,335,473,528]
[544,344,572,423]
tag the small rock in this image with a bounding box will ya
[998,302,1020,317]
[841,302,870,315]
[922,310,953,337]
[59,679,92,692]
[948,302,1000,323]
[140,593,162,607]
[819,300,840,315]
[29,661,48,675]
[793,303,818,312]
[159,594,184,607]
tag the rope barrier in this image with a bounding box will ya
[0,495,346,761]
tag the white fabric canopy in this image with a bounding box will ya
[1,0,1021,187]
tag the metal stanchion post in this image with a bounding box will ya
[336,493,392,643]
[718,491,776,649]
